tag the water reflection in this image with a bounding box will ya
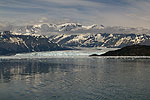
[0,58,103,83]
[0,58,150,100]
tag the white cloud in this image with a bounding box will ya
[0,0,150,28]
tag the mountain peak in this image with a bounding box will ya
[6,22,150,35]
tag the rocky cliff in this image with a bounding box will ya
[0,31,67,55]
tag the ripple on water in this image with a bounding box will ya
[0,58,150,100]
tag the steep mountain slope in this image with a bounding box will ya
[1,22,150,50]
[49,33,150,48]
[0,31,67,55]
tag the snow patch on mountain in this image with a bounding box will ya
[1,22,150,35]
[49,33,150,48]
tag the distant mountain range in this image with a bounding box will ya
[1,22,150,35]
[0,22,150,55]
[10,23,104,35]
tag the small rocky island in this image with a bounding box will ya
[90,45,150,56]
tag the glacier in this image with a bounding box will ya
[0,48,116,59]
[0,47,150,59]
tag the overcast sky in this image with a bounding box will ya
[0,0,150,28]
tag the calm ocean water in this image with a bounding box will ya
[0,57,150,100]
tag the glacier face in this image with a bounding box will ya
[1,48,150,59]
[11,48,116,58]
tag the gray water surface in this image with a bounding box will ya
[0,58,150,100]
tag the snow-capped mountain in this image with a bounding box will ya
[0,31,69,55]
[57,23,103,32]
[9,23,105,34]
[49,33,150,48]
[8,22,150,35]
[57,23,82,31]
[0,30,150,51]
[1,22,150,49]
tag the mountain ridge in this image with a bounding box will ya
[0,31,70,55]
[49,33,150,48]
[1,22,150,35]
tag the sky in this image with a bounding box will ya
[0,0,150,28]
